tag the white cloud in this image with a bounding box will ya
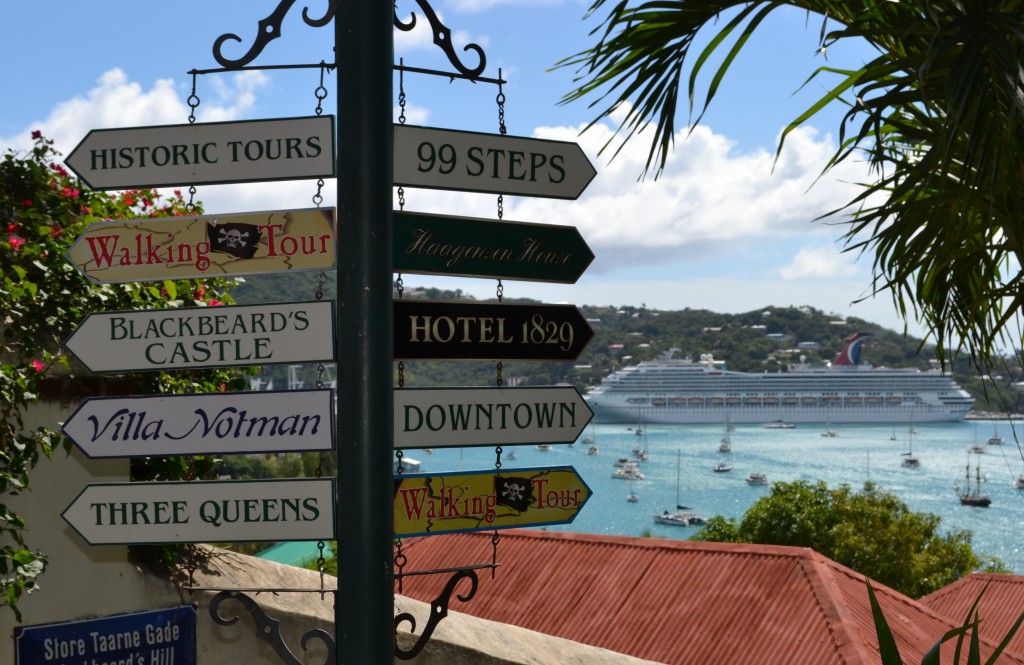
[775,244,863,279]
[8,67,906,328]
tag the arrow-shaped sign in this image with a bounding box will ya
[66,208,335,284]
[65,116,335,190]
[393,466,591,537]
[393,211,593,284]
[394,124,596,199]
[64,301,335,373]
[394,386,593,448]
[393,300,594,361]
[63,389,335,458]
[62,478,336,545]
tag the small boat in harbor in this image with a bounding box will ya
[746,471,768,485]
[764,420,795,429]
[654,450,706,526]
[956,457,991,507]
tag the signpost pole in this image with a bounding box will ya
[336,1,394,662]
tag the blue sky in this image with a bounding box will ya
[3,1,921,336]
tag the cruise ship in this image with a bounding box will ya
[583,333,973,424]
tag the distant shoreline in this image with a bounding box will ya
[966,411,1022,421]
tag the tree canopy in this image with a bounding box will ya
[558,0,1024,371]
[692,480,997,597]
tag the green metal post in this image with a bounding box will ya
[336,0,394,662]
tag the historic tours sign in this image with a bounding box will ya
[64,301,335,373]
[67,208,336,284]
[65,116,336,190]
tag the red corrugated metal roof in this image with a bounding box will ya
[921,573,1024,657]
[398,530,1024,665]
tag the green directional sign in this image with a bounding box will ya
[393,466,591,537]
[393,211,593,283]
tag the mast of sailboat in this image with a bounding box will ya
[675,449,681,508]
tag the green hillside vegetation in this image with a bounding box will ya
[228,273,1023,414]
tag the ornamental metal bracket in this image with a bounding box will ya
[213,0,337,69]
[212,0,486,80]
[394,0,486,79]
[393,568,479,660]
[210,590,336,665]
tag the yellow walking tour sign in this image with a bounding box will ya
[393,465,591,537]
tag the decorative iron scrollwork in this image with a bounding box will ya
[212,0,338,69]
[394,0,486,79]
[210,591,335,665]
[394,569,479,660]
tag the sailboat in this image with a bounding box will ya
[955,456,991,507]
[718,424,732,453]
[901,428,921,468]
[654,450,705,526]
[987,423,1005,446]
[820,421,838,438]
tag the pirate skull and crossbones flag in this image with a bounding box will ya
[208,221,261,259]
[495,476,533,512]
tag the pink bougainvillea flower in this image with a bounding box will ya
[208,299,224,307]
[31,130,42,140]
[9,235,25,250]
[31,359,45,372]
[49,225,62,238]
[22,199,32,208]
[51,163,69,177]
[6,223,16,232]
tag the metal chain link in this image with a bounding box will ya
[397,186,405,210]
[314,60,329,116]
[395,274,404,298]
[395,449,404,475]
[187,70,200,124]
[496,361,503,387]
[398,59,407,125]
[496,280,503,302]
[395,540,407,593]
[185,72,200,215]
[316,271,326,301]
[397,361,405,388]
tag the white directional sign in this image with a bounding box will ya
[62,478,335,545]
[65,116,336,190]
[63,389,335,458]
[394,386,594,448]
[393,124,596,200]
[64,301,335,373]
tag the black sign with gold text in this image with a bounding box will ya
[393,300,594,361]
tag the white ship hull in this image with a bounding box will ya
[583,335,973,425]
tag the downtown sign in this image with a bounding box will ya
[394,386,592,448]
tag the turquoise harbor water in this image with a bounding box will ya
[405,420,1024,573]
